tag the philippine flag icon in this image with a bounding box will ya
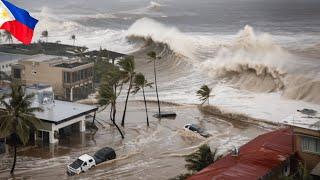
[0,0,38,45]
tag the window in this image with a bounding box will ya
[64,72,71,83]
[13,69,21,79]
[301,136,320,154]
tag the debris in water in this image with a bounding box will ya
[297,108,317,116]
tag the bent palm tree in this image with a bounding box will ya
[0,83,43,174]
[3,31,13,44]
[132,73,153,126]
[41,30,48,43]
[185,144,221,173]
[98,66,124,139]
[147,51,161,116]
[118,56,135,127]
[196,85,212,105]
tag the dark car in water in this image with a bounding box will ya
[93,147,116,164]
[184,124,211,138]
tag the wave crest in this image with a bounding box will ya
[204,25,289,92]
[126,18,195,58]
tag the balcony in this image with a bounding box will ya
[63,77,93,88]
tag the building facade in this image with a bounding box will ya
[293,126,320,170]
[11,55,94,101]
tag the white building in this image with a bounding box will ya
[1,84,98,144]
[25,84,98,144]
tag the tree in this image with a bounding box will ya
[118,56,135,127]
[3,31,13,44]
[196,85,212,105]
[41,30,48,43]
[73,46,88,60]
[170,144,221,180]
[147,51,161,116]
[132,73,153,126]
[71,34,76,46]
[0,83,43,174]
[185,144,220,173]
[98,66,125,139]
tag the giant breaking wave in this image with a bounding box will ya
[203,25,320,104]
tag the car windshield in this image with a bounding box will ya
[70,159,84,169]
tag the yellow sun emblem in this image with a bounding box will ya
[0,8,9,20]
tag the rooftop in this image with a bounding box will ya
[26,84,52,90]
[188,128,294,180]
[34,100,98,124]
[0,52,28,63]
[55,62,89,69]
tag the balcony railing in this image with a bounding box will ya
[63,77,93,88]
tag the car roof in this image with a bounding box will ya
[185,124,200,128]
[78,154,92,161]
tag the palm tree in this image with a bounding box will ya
[118,56,135,127]
[73,46,88,59]
[41,30,48,43]
[71,34,76,46]
[132,73,153,126]
[147,51,161,116]
[196,85,212,105]
[3,31,13,44]
[98,66,125,139]
[185,144,221,173]
[0,83,43,174]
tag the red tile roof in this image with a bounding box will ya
[188,128,294,180]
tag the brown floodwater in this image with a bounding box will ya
[0,101,267,180]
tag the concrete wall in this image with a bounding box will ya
[20,61,65,97]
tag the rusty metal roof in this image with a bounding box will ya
[188,128,294,180]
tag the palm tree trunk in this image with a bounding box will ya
[112,103,124,139]
[154,60,161,115]
[10,141,17,174]
[142,87,149,126]
[121,76,132,127]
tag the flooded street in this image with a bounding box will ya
[0,101,267,179]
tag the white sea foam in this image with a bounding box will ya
[126,18,195,58]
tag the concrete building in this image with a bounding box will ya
[26,84,98,144]
[11,54,94,101]
[292,123,320,173]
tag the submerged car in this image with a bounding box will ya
[93,147,117,164]
[67,154,96,175]
[67,147,116,176]
[184,124,211,138]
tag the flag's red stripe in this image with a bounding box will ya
[0,20,34,45]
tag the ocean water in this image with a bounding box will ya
[8,0,320,122]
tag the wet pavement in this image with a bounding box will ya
[0,101,267,179]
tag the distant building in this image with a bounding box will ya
[0,52,27,75]
[188,128,295,180]
[11,54,94,101]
